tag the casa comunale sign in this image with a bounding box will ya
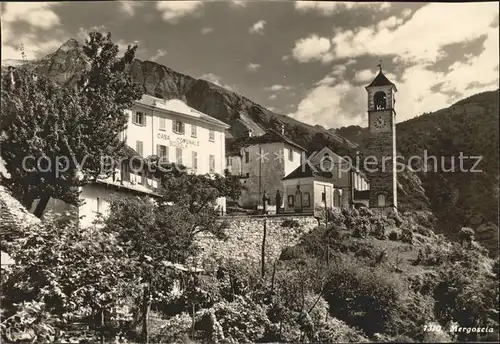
[157,132,200,149]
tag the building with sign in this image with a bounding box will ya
[226,127,307,210]
[281,147,370,215]
[36,95,230,227]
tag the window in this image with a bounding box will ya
[209,129,215,142]
[303,192,310,207]
[288,149,294,161]
[176,147,182,165]
[377,193,386,207]
[192,151,198,170]
[173,120,185,134]
[96,196,101,214]
[136,140,143,156]
[159,117,166,131]
[321,192,326,202]
[227,158,232,167]
[209,154,215,173]
[133,112,146,126]
[191,125,197,137]
[244,151,250,163]
[287,195,294,207]
[156,145,168,162]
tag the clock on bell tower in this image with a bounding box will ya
[364,61,398,214]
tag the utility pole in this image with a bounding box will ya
[324,185,328,228]
[258,145,262,210]
[261,214,267,278]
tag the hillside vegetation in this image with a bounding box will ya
[338,89,499,254]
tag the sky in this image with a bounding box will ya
[1,1,499,129]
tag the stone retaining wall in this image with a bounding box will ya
[193,215,318,267]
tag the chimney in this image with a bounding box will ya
[280,124,285,135]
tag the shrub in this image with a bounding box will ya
[315,317,369,343]
[323,259,405,336]
[387,211,403,227]
[147,312,193,344]
[459,227,475,246]
[401,228,414,244]
[209,296,270,342]
[279,245,307,261]
[370,217,387,240]
[281,219,300,228]
[388,231,399,241]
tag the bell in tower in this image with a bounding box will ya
[365,61,397,112]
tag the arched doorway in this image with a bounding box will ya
[377,193,386,207]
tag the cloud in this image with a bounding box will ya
[200,73,234,91]
[249,20,266,34]
[265,84,291,91]
[156,1,203,23]
[201,27,213,35]
[353,69,374,83]
[229,0,247,8]
[247,63,261,71]
[294,1,391,16]
[287,81,367,128]
[118,1,144,16]
[76,25,107,43]
[291,34,333,64]
[328,3,498,64]
[150,49,167,62]
[268,94,277,100]
[289,2,499,127]
[1,3,60,29]
[1,3,63,60]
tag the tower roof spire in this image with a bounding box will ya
[365,60,397,91]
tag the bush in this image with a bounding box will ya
[147,312,193,344]
[387,211,403,227]
[323,259,405,336]
[208,296,270,343]
[279,245,307,261]
[281,219,300,228]
[401,228,414,244]
[315,317,369,343]
[459,227,475,246]
[388,231,399,241]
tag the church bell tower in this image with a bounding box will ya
[365,62,398,214]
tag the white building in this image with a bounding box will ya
[226,127,306,210]
[281,147,370,215]
[38,95,230,227]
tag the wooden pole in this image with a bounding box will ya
[261,215,267,278]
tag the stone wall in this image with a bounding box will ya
[193,215,318,267]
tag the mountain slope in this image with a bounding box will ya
[338,89,499,253]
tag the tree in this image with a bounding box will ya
[0,31,143,218]
[0,216,140,343]
[101,170,242,343]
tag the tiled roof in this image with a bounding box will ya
[366,71,397,91]
[282,163,336,181]
[226,129,306,156]
[136,95,230,129]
